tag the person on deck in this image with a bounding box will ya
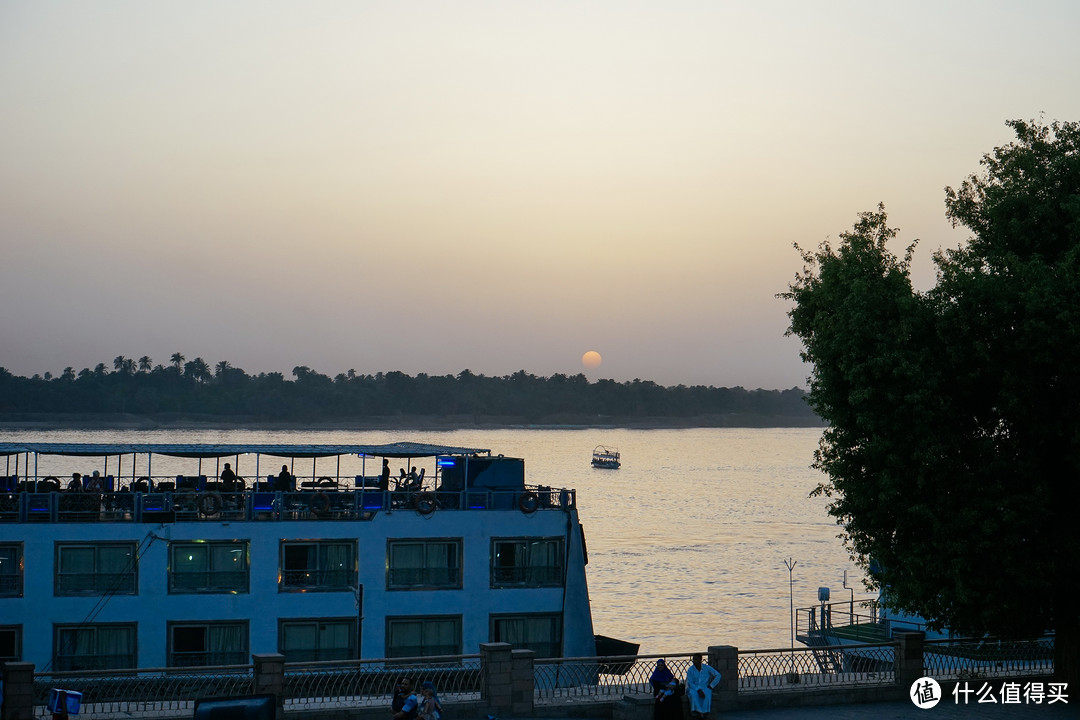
[685,654,721,720]
[220,463,239,492]
[67,473,83,492]
[379,459,391,492]
[274,465,294,492]
[649,658,684,720]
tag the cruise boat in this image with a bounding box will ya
[590,445,620,470]
[0,441,595,670]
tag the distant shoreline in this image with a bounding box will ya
[0,412,825,431]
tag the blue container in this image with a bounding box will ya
[48,689,82,716]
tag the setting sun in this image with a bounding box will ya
[582,350,602,369]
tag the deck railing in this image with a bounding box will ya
[0,484,574,523]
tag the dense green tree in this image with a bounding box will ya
[783,119,1080,683]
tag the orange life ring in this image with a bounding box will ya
[414,492,437,515]
[308,492,331,515]
[40,476,61,492]
[518,490,539,514]
[198,492,223,516]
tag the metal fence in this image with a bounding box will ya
[32,665,254,719]
[281,655,483,711]
[739,644,896,692]
[534,654,696,703]
[27,636,1055,718]
[923,637,1055,680]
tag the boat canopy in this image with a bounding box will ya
[0,441,490,460]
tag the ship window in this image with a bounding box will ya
[491,538,564,588]
[55,542,137,596]
[167,621,248,667]
[0,543,22,597]
[386,616,462,658]
[280,541,356,591]
[387,539,462,589]
[53,623,136,671]
[279,618,357,662]
[0,625,21,662]
[490,613,562,659]
[169,541,249,593]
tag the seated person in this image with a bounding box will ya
[68,472,83,492]
[85,470,104,491]
[404,467,424,491]
[220,462,239,492]
[274,464,294,492]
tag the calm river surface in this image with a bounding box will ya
[0,426,862,654]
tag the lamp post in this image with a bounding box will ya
[784,557,797,679]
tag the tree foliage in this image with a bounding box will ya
[0,360,816,426]
[783,119,1080,682]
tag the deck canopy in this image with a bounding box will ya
[0,441,490,460]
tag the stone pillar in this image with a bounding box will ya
[480,642,514,717]
[1,662,35,720]
[894,631,925,689]
[707,645,738,711]
[510,649,535,716]
[252,653,286,720]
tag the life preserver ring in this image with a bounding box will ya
[40,476,61,492]
[318,476,335,486]
[414,492,437,515]
[308,492,331,515]
[198,492,223,516]
[518,490,539,514]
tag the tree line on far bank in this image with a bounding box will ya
[0,354,817,425]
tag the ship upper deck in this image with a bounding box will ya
[0,441,575,523]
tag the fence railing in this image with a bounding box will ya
[31,664,254,718]
[923,636,1055,680]
[739,643,896,692]
[533,654,696,702]
[15,634,1056,719]
[281,655,483,711]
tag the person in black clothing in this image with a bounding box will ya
[274,464,294,492]
[379,459,391,492]
[220,463,238,492]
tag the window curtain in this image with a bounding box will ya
[208,623,244,662]
[321,543,353,585]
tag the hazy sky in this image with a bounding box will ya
[3,2,1079,390]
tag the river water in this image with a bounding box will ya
[0,426,862,654]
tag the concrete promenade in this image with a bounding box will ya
[526,699,1078,719]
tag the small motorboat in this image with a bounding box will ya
[591,445,621,469]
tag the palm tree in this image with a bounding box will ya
[215,360,232,378]
[138,356,153,373]
[113,355,127,373]
[184,357,212,383]
[170,352,185,371]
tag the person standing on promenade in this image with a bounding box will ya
[685,653,721,720]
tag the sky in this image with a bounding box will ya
[2,2,1079,391]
